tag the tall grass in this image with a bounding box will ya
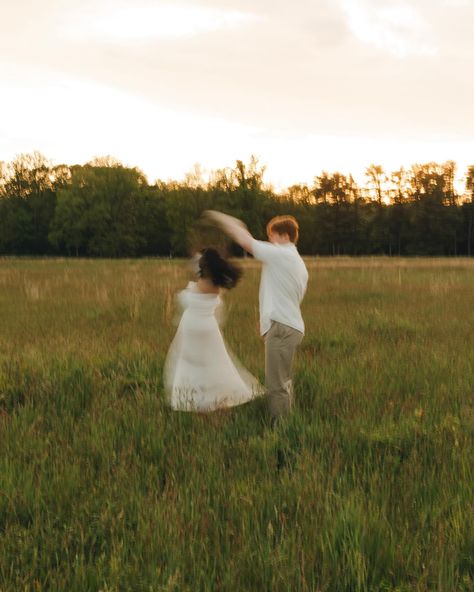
[0,257,473,591]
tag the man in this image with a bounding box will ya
[205,211,308,422]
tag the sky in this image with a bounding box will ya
[1,0,473,191]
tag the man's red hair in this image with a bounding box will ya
[266,215,299,244]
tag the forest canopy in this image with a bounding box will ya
[1,152,473,257]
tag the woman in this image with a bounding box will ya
[164,249,261,412]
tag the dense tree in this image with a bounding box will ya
[0,152,58,254]
[464,166,474,256]
[311,172,361,255]
[407,162,460,255]
[365,164,387,205]
[49,160,146,256]
[0,153,473,257]
[135,186,171,256]
[364,165,391,254]
[386,168,410,255]
[164,181,212,256]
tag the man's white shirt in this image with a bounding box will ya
[251,239,308,336]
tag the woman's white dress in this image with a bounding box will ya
[164,282,261,411]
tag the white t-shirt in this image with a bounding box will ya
[251,239,308,336]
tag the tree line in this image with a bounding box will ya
[1,152,473,257]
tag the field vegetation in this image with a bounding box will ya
[0,257,473,591]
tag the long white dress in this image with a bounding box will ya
[164,282,262,411]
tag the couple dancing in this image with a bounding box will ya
[164,211,308,422]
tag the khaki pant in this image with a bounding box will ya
[264,321,303,420]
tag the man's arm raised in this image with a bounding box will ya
[203,210,254,254]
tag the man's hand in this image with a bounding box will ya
[203,210,254,254]
[203,210,247,230]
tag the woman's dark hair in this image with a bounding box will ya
[198,248,242,289]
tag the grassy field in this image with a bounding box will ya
[0,257,473,592]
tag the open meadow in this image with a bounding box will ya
[0,257,473,592]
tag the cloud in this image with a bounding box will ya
[340,0,437,57]
[0,62,263,183]
[61,2,262,43]
[440,0,469,5]
[1,0,473,186]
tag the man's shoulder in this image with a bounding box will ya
[252,239,278,262]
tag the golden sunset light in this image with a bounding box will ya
[1,2,474,589]
[1,0,473,188]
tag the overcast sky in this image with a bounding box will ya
[1,0,473,189]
